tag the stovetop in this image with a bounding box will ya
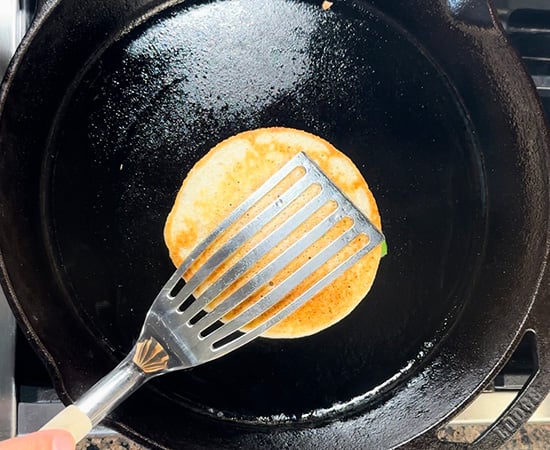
[1,0,550,442]
[495,0,550,109]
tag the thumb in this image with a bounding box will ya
[0,430,75,450]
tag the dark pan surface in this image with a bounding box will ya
[44,0,485,420]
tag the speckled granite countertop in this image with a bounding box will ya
[76,437,141,450]
[439,424,550,449]
[77,437,141,450]
[76,424,550,449]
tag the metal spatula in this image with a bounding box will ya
[41,152,384,442]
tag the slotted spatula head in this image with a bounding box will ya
[137,151,384,372]
[41,151,384,442]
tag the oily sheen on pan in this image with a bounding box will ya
[164,127,382,338]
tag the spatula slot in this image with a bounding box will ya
[212,330,244,349]
[189,309,207,325]
[199,320,224,339]
[169,277,187,298]
[177,294,196,313]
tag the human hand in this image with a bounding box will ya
[0,430,75,450]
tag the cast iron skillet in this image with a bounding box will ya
[1,0,550,448]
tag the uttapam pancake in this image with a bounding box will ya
[164,127,382,338]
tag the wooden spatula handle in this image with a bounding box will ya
[40,405,92,443]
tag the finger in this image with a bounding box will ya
[0,430,75,450]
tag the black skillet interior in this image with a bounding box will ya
[44,0,485,421]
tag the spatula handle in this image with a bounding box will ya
[41,354,147,443]
[40,405,93,443]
